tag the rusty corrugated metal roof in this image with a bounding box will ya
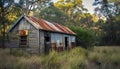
[26,16,76,35]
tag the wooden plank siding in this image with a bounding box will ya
[39,31,44,53]
[9,20,20,48]
[9,18,40,53]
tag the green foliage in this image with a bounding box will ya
[38,6,70,25]
[54,0,92,27]
[55,0,83,16]
[93,0,120,45]
[69,26,95,48]
[99,14,120,45]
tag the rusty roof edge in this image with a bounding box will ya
[44,20,63,32]
[24,16,40,29]
[53,22,76,35]
[45,20,76,36]
[64,26,76,35]
[39,29,76,36]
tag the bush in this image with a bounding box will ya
[41,50,61,69]
[69,26,95,48]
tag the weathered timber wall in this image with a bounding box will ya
[9,18,39,53]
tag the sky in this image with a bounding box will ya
[53,0,95,14]
[82,0,96,14]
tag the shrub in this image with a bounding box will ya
[69,26,95,48]
[60,47,87,69]
[41,50,61,69]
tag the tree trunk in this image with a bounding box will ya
[0,0,5,48]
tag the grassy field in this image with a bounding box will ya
[0,46,120,69]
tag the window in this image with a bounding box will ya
[19,30,28,48]
[19,36,28,48]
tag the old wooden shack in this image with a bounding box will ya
[8,16,76,54]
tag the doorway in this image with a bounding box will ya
[44,32,51,54]
[65,37,69,50]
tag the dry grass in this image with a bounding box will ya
[0,46,120,69]
[88,46,120,69]
[0,47,87,69]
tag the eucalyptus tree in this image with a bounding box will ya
[54,0,96,31]
[54,0,88,22]
[0,0,18,48]
[39,5,70,25]
[93,0,120,45]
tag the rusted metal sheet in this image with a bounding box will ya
[26,16,75,35]
[53,23,76,35]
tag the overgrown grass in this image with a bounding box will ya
[0,46,120,69]
[88,46,120,69]
[88,46,120,63]
[0,47,87,69]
